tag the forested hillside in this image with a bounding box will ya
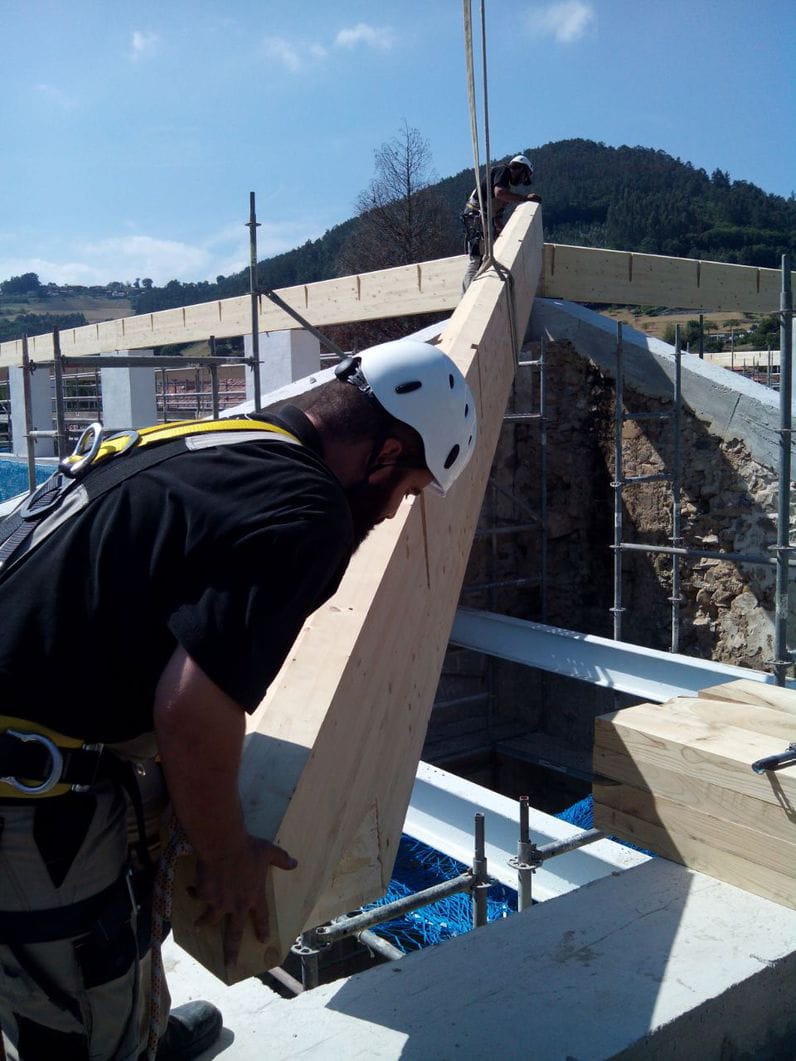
[3,140,793,340]
[130,139,794,317]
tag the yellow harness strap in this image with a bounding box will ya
[60,417,301,470]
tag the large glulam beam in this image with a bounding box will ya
[170,203,544,983]
[540,243,793,313]
[0,256,466,368]
[3,243,790,369]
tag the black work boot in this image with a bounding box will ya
[154,1001,223,1060]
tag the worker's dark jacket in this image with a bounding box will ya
[463,163,515,219]
[0,406,354,742]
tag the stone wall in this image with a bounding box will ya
[424,334,795,777]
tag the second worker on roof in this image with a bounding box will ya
[461,154,541,292]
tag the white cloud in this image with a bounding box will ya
[130,30,160,61]
[80,235,210,284]
[0,257,109,287]
[334,23,396,51]
[261,36,330,71]
[526,2,595,43]
[0,219,326,288]
[263,35,303,72]
[260,25,394,73]
[34,83,78,110]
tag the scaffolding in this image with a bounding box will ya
[611,254,794,686]
[0,372,10,451]
[286,803,605,991]
[431,336,549,766]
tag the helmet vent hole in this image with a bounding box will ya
[395,380,422,394]
[448,374,455,389]
[464,403,469,418]
[468,435,473,445]
[443,444,460,470]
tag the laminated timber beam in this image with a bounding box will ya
[170,202,544,984]
[3,243,790,370]
[0,256,467,368]
[593,687,796,910]
[539,243,794,314]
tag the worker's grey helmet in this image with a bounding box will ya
[337,339,477,496]
[509,155,534,183]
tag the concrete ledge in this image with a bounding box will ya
[529,298,794,473]
[170,857,796,1060]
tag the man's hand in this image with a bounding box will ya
[527,193,542,203]
[193,835,297,967]
[154,648,298,967]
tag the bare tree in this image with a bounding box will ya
[338,122,453,275]
[331,123,456,350]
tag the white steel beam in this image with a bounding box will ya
[405,762,646,900]
[451,607,796,702]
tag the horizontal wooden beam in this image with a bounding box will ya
[170,203,544,983]
[594,702,795,808]
[540,243,793,314]
[3,240,787,371]
[594,684,796,911]
[593,797,796,910]
[706,350,777,370]
[0,256,467,368]
[700,679,796,715]
[593,745,794,846]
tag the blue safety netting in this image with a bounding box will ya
[556,795,594,829]
[362,835,516,954]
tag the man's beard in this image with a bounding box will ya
[344,468,405,551]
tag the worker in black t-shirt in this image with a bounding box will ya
[461,154,542,291]
[0,339,476,1061]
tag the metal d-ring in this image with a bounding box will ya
[60,422,104,479]
[0,730,64,794]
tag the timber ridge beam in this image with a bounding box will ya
[1,245,792,368]
[170,201,544,984]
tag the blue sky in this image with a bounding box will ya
[2,0,794,286]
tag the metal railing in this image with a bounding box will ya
[0,373,10,451]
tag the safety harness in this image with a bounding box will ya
[0,415,302,799]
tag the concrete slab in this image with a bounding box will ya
[168,857,796,1060]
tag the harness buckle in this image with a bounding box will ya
[0,729,64,795]
[18,471,72,521]
[101,428,141,457]
[70,743,105,793]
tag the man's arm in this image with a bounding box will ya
[153,645,296,967]
[494,185,542,205]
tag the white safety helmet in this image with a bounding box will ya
[336,339,477,495]
[509,155,534,182]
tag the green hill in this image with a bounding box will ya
[3,139,792,340]
[130,139,795,318]
[0,290,133,344]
